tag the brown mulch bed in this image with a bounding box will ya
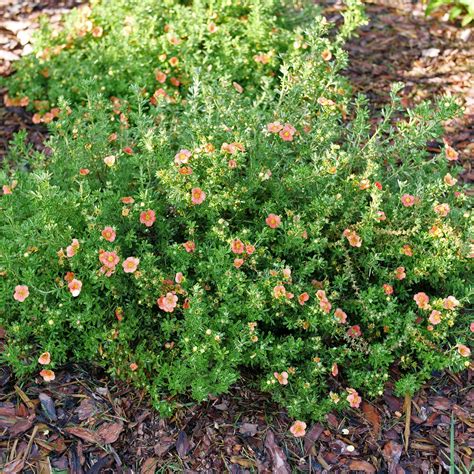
[1,1,473,472]
[342,0,473,186]
[1,363,473,472]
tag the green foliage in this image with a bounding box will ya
[425,0,474,25]
[0,0,472,423]
[3,0,342,109]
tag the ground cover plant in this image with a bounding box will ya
[0,0,472,428]
[425,0,474,25]
[2,0,347,112]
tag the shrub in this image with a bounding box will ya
[2,0,339,110]
[0,1,471,422]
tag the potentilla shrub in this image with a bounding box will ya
[2,0,358,113]
[1,26,471,421]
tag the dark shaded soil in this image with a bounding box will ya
[1,1,473,472]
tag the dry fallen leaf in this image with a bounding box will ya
[264,430,291,474]
[304,423,324,455]
[362,402,381,437]
[76,398,98,421]
[348,460,376,473]
[238,422,258,436]
[2,458,25,474]
[176,430,190,458]
[230,456,256,468]
[97,421,123,444]
[141,457,158,474]
[65,426,103,445]
[382,440,403,474]
[9,418,33,436]
[39,393,57,421]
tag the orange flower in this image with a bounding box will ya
[320,299,332,314]
[401,194,416,207]
[99,251,120,269]
[101,226,116,242]
[65,272,75,283]
[414,292,430,309]
[273,285,286,299]
[233,258,244,268]
[38,352,51,365]
[103,155,116,167]
[443,296,459,310]
[150,88,168,105]
[443,173,457,186]
[289,420,307,437]
[274,371,288,385]
[140,209,156,227]
[347,325,361,338]
[174,149,191,165]
[429,225,442,237]
[170,77,180,87]
[346,388,361,408]
[444,140,459,161]
[316,290,326,301]
[279,124,296,142]
[401,245,413,256]
[343,229,362,247]
[254,53,270,64]
[40,369,55,382]
[91,26,103,38]
[231,239,245,254]
[157,292,178,313]
[130,362,138,371]
[123,257,139,273]
[334,308,347,324]
[434,203,450,217]
[298,292,310,305]
[68,278,82,297]
[394,267,406,280]
[321,49,332,61]
[383,284,393,295]
[331,363,338,377]
[456,344,470,357]
[13,285,29,302]
[183,241,195,253]
[245,244,255,255]
[191,187,206,205]
[428,310,441,325]
[155,70,167,83]
[266,213,281,229]
[267,121,283,133]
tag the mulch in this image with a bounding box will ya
[1,363,473,472]
[1,0,473,472]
